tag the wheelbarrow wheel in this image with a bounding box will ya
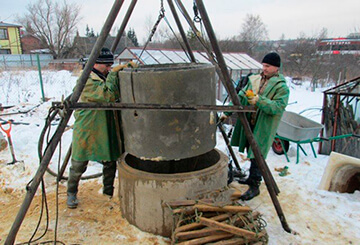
[272,138,289,155]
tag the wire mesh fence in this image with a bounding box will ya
[0,54,53,69]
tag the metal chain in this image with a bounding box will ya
[138,0,165,62]
[193,0,201,22]
[160,0,165,16]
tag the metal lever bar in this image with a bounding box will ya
[194,0,291,233]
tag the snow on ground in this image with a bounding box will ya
[0,70,359,244]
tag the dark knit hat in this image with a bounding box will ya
[262,52,281,67]
[95,47,114,64]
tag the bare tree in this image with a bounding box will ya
[348,27,360,38]
[18,0,81,59]
[219,37,241,52]
[282,32,315,77]
[317,27,328,40]
[281,30,333,88]
[237,14,269,56]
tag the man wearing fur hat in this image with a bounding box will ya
[67,47,132,209]
[221,52,289,200]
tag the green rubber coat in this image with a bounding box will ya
[72,71,120,162]
[227,73,289,159]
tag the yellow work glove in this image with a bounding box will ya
[126,61,138,68]
[111,64,127,72]
[245,89,258,105]
[245,89,255,98]
[111,61,138,72]
[247,94,259,105]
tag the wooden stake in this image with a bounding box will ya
[228,211,260,228]
[175,227,223,241]
[199,217,256,238]
[208,237,248,245]
[176,233,233,245]
[175,213,231,233]
[163,199,213,208]
[230,190,242,199]
[173,204,251,215]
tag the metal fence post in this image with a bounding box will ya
[36,54,46,102]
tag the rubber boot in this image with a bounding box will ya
[67,160,88,194]
[239,158,261,188]
[102,161,117,197]
[233,169,247,178]
[240,180,260,201]
[67,192,79,209]
[238,178,252,185]
[67,160,88,208]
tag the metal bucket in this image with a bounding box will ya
[119,63,216,160]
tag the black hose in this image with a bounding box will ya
[38,106,101,180]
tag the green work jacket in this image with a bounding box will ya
[226,73,289,159]
[72,70,121,162]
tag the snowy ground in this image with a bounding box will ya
[0,69,359,244]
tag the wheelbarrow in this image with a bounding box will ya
[271,111,355,163]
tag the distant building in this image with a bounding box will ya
[71,33,135,59]
[0,22,22,54]
[21,33,44,54]
[316,37,360,55]
[48,58,82,71]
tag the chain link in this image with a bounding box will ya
[137,0,166,62]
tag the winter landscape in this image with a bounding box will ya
[0,69,359,244]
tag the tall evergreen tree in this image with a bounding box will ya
[85,25,95,37]
[127,28,139,47]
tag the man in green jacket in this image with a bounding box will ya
[221,52,289,201]
[67,47,125,209]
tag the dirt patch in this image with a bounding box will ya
[0,178,170,244]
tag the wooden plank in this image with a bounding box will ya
[199,217,256,238]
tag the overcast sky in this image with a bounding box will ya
[1,0,359,43]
